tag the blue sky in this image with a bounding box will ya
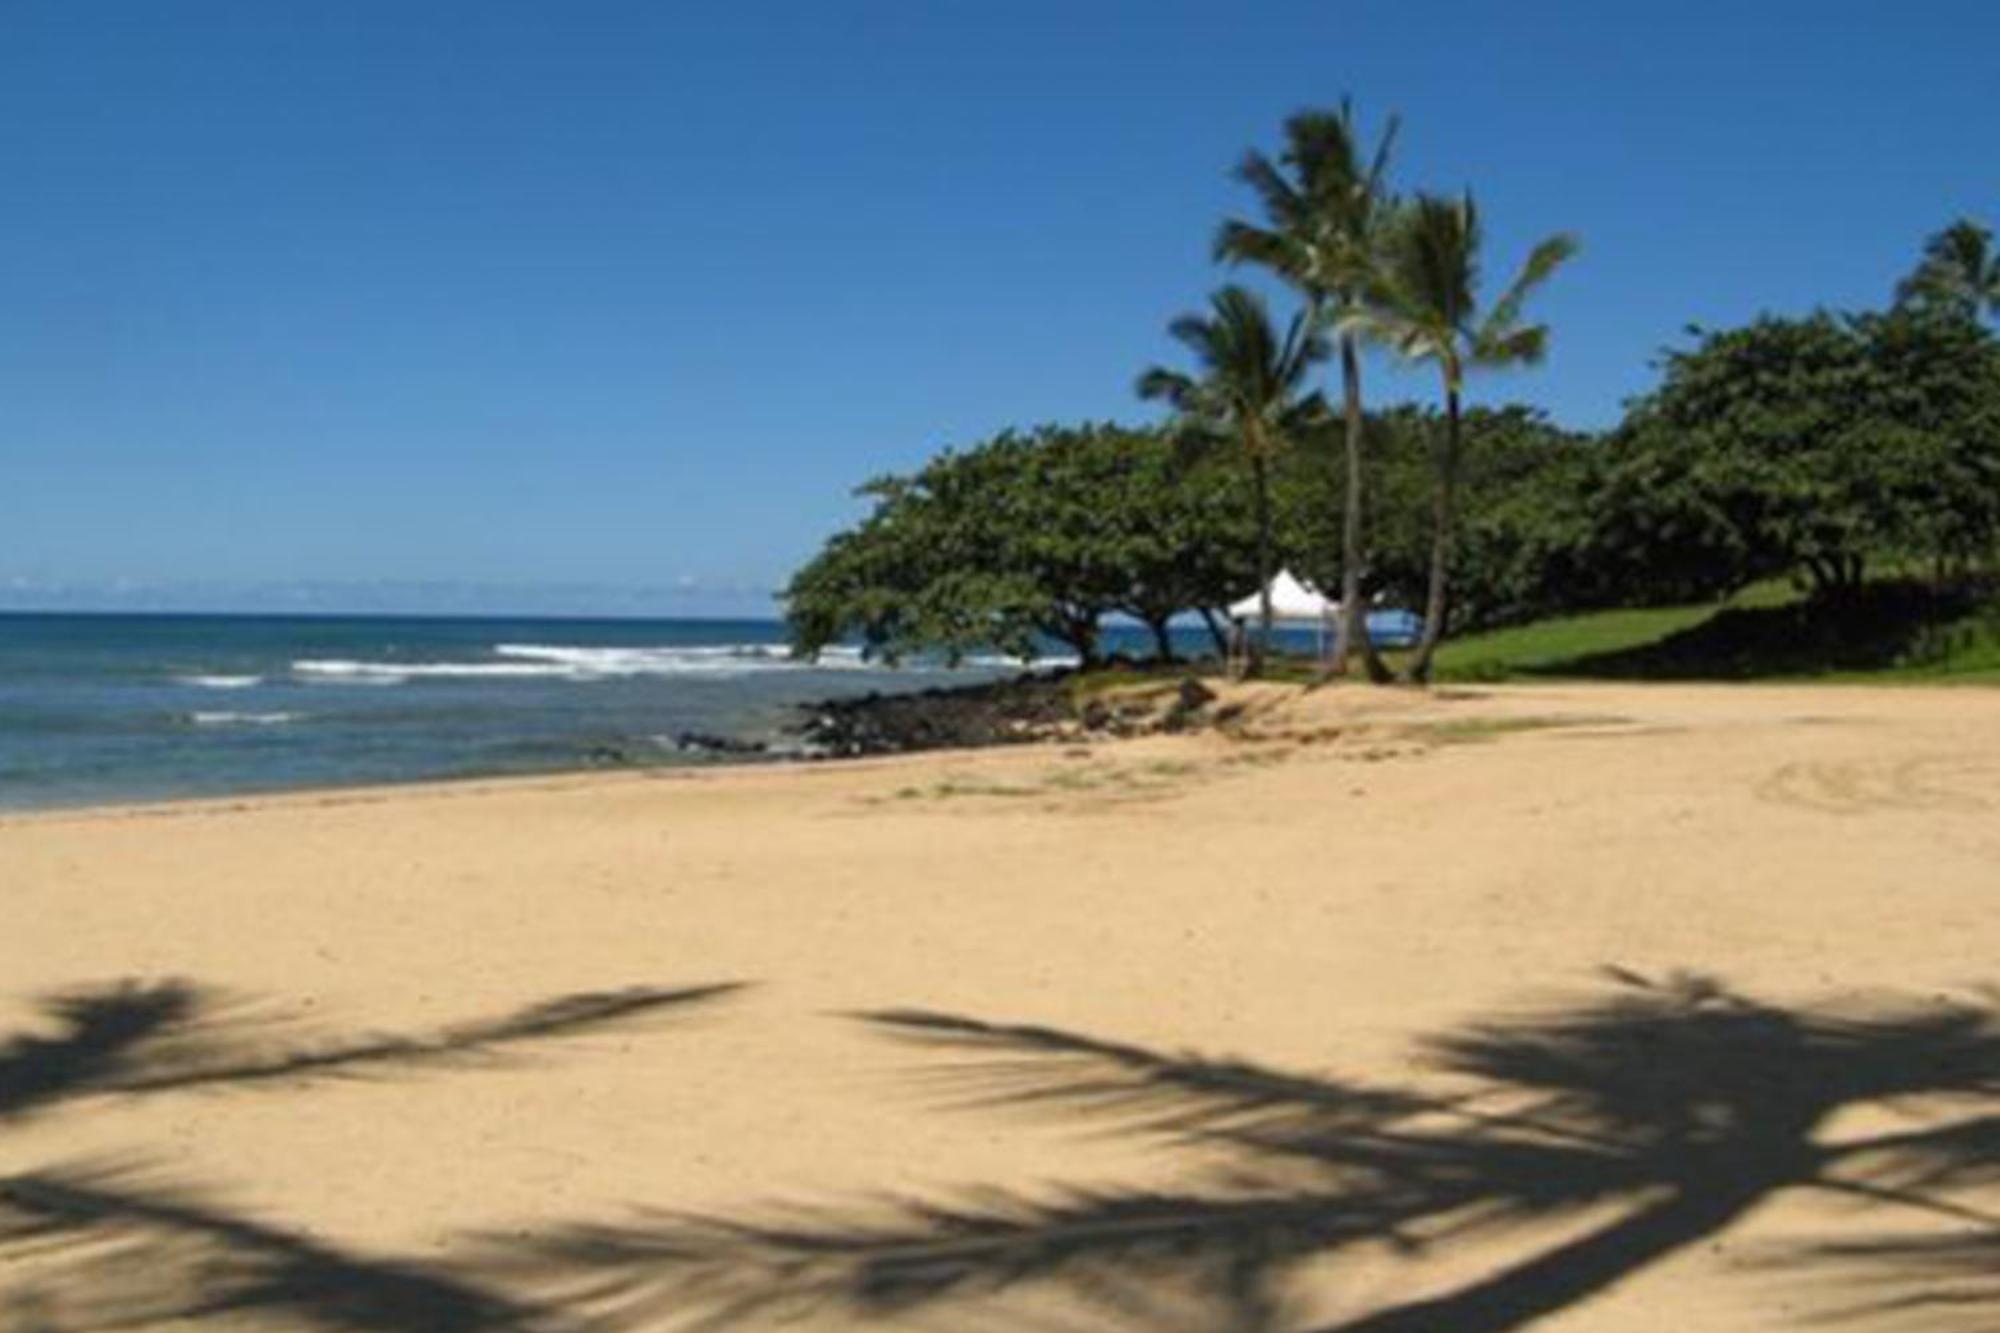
[3,2,1993,616]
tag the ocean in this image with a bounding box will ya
[0,612,1094,811]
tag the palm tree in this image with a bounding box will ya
[1215,102,1400,680]
[1896,218,2000,321]
[1138,286,1328,675]
[1355,193,1576,682]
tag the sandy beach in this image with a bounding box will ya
[6,680,2000,1330]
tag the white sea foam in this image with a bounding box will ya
[188,711,299,726]
[495,643,1078,675]
[494,643,797,675]
[289,643,1077,685]
[177,673,264,689]
[293,658,566,683]
[966,651,1082,671]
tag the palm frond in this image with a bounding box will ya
[1221,100,1402,311]
[1472,323,1550,370]
[1481,232,1580,346]
[1280,108,1361,207]
[1213,218,1300,274]
[1897,217,2000,316]
[1362,111,1402,203]
[1165,310,1221,359]
[1231,151,1306,229]
[1137,285,1326,476]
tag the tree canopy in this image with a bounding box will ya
[1596,307,2000,596]
[785,424,1260,667]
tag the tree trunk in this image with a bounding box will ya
[1404,385,1461,683]
[1057,611,1100,669]
[1333,332,1374,680]
[1146,615,1177,664]
[1250,454,1273,677]
[1197,607,1230,659]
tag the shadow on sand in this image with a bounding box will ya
[480,970,2000,1332]
[0,977,743,1331]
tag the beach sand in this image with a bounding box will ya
[5,681,2000,1330]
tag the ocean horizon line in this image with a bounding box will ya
[0,606,791,627]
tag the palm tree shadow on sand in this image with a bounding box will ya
[0,976,744,1331]
[482,970,2000,1332]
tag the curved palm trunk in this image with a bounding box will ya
[1333,333,1392,683]
[1331,334,1363,676]
[1404,384,1460,684]
[1251,453,1274,676]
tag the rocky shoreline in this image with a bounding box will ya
[794,670,1220,759]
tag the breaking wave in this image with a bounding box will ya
[290,643,1077,684]
[176,674,264,689]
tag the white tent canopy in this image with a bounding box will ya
[1226,569,1336,624]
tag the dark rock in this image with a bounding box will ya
[796,671,1080,758]
[673,731,769,757]
[1161,675,1218,732]
[1177,677,1217,710]
[794,666,1228,760]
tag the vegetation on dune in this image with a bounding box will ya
[785,100,2000,688]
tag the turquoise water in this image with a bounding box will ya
[0,613,1082,810]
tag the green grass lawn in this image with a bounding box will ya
[1432,579,2000,684]
[1432,602,1733,682]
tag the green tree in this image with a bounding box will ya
[1355,193,1577,680]
[784,458,1051,666]
[1605,308,2000,596]
[1896,218,2000,322]
[1854,305,2000,575]
[1215,101,1400,678]
[1137,286,1330,674]
[1619,314,1868,595]
[785,424,1263,668]
[1063,428,1261,659]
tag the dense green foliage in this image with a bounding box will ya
[788,406,1593,664]
[1277,405,1597,633]
[785,424,1259,666]
[1582,307,2000,599]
